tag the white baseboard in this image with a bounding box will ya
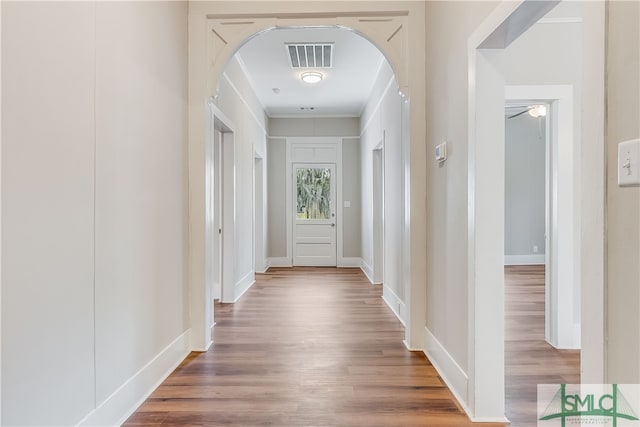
[403,340,420,351]
[267,257,292,267]
[234,271,255,302]
[360,259,374,283]
[255,261,269,274]
[504,254,545,265]
[470,415,511,423]
[573,322,581,349]
[256,258,269,273]
[423,327,470,418]
[382,284,407,326]
[338,257,362,268]
[77,329,191,427]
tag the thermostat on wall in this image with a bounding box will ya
[435,142,447,163]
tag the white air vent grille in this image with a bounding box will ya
[286,43,333,68]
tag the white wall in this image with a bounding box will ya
[342,139,361,258]
[605,0,640,384]
[424,1,499,379]
[93,1,189,407]
[359,61,405,321]
[2,4,96,424]
[504,114,546,263]
[2,2,189,425]
[267,137,287,259]
[269,117,359,137]
[215,54,267,296]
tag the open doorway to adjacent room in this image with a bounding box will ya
[500,4,584,425]
[466,0,604,422]
[504,98,580,426]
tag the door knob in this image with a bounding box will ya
[331,223,335,227]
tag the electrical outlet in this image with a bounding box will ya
[533,245,539,253]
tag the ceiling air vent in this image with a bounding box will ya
[286,43,333,68]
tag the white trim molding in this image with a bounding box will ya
[360,259,375,284]
[359,75,396,137]
[77,329,191,427]
[537,17,582,25]
[338,257,362,268]
[504,254,545,265]
[267,257,292,268]
[221,71,267,135]
[382,285,407,326]
[234,271,256,302]
[424,327,471,420]
[255,261,269,274]
[466,1,561,420]
[424,328,508,424]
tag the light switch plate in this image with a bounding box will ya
[343,201,351,208]
[618,138,640,187]
[435,142,447,163]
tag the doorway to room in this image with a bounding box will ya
[467,0,603,421]
[503,96,580,425]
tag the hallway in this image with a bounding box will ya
[125,268,504,426]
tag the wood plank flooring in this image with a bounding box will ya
[125,267,505,426]
[504,265,580,427]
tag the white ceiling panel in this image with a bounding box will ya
[235,27,385,118]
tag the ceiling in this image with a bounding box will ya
[235,27,385,118]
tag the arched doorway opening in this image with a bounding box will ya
[208,25,408,333]
[186,3,427,365]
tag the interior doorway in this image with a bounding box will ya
[254,155,266,273]
[207,104,236,310]
[211,128,222,301]
[372,144,384,284]
[505,87,579,350]
[189,5,427,353]
[466,0,604,420]
[503,99,580,425]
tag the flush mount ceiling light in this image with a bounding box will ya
[301,71,323,84]
[528,105,547,118]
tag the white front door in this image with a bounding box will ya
[293,163,337,266]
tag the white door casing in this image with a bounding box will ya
[293,163,337,266]
[466,0,605,420]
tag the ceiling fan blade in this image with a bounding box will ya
[507,109,530,119]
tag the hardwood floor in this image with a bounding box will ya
[504,265,580,427]
[125,267,504,427]
[125,266,579,426]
